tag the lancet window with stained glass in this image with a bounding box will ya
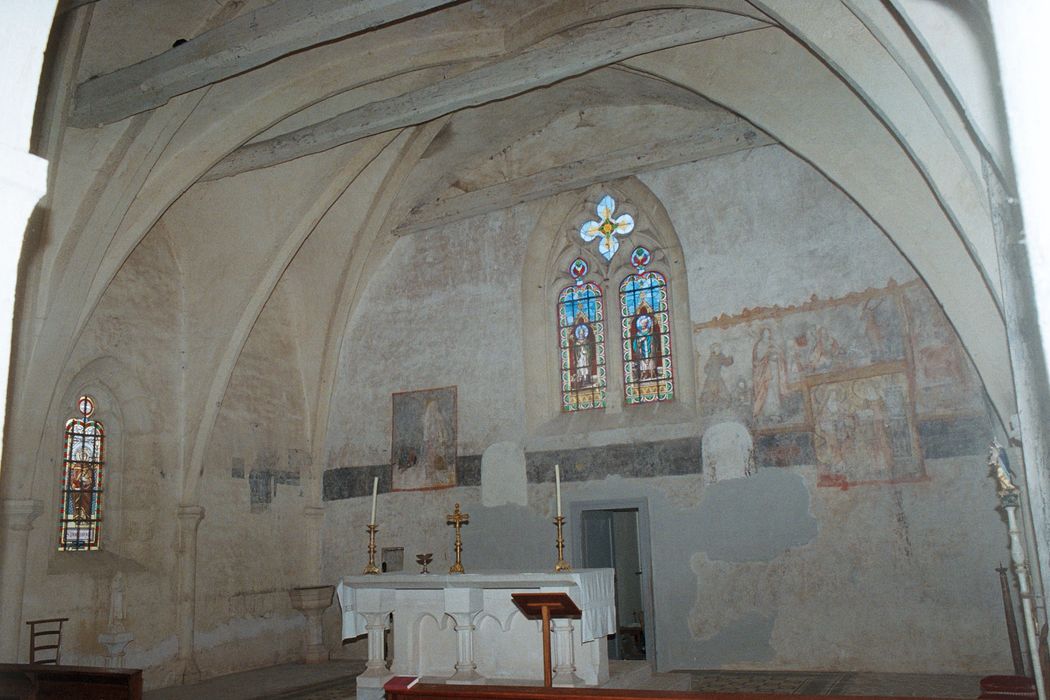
[620,247,674,404]
[558,258,607,411]
[58,395,105,551]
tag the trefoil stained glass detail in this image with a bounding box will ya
[569,258,588,285]
[630,246,652,272]
[58,395,105,551]
[579,195,634,261]
[620,271,674,404]
[558,281,607,411]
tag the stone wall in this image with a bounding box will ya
[321,146,1011,673]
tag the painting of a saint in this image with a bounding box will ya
[67,434,98,521]
[700,343,734,411]
[570,318,597,389]
[69,463,95,520]
[392,387,457,491]
[752,327,788,421]
[631,305,660,381]
[812,373,921,485]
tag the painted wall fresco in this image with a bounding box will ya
[391,386,458,491]
[694,280,985,487]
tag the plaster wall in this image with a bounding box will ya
[322,145,1011,674]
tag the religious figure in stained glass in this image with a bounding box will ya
[59,395,105,551]
[620,247,674,404]
[559,258,607,411]
[579,195,634,261]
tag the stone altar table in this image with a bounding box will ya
[337,570,615,700]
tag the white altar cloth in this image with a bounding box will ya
[338,569,615,698]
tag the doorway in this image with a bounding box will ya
[570,499,655,666]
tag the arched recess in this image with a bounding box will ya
[40,355,154,572]
[521,178,696,434]
[178,131,405,504]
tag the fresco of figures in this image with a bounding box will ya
[694,281,984,486]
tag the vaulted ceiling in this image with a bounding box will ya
[8,0,1011,504]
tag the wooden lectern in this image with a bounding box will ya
[510,592,582,688]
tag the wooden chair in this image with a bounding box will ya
[25,618,68,664]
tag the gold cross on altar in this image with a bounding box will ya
[446,503,469,527]
[447,503,469,574]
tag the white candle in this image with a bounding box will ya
[370,476,379,525]
[555,464,562,517]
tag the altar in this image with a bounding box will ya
[337,569,616,700]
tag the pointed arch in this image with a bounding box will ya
[521,178,696,433]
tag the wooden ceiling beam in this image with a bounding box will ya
[203,9,767,181]
[71,0,461,127]
[394,117,775,236]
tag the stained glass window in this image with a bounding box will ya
[579,195,634,261]
[558,258,607,411]
[58,395,105,551]
[620,247,674,404]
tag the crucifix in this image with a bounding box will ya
[447,503,470,574]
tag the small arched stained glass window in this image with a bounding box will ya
[58,395,105,551]
[620,248,674,404]
[558,258,607,411]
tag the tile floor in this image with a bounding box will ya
[142,659,983,699]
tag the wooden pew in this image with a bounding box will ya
[0,663,142,700]
[384,681,969,700]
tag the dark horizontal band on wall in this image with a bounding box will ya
[755,416,990,469]
[323,419,988,501]
[918,416,990,459]
[323,438,702,501]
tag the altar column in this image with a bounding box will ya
[355,588,395,700]
[551,617,582,686]
[445,587,484,683]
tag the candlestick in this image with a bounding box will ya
[363,524,380,575]
[555,464,562,517]
[369,476,378,525]
[553,515,571,572]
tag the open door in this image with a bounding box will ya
[572,499,655,667]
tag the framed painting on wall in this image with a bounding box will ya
[391,386,457,491]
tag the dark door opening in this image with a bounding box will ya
[578,505,652,662]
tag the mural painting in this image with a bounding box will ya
[391,386,457,491]
[902,286,983,416]
[811,372,920,485]
[694,281,985,487]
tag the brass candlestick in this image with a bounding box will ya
[554,515,571,572]
[363,524,380,575]
[447,503,469,574]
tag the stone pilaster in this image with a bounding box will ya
[0,498,43,662]
[304,505,324,585]
[175,504,204,683]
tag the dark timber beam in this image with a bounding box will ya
[71,0,461,126]
[203,9,767,181]
[395,117,775,235]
